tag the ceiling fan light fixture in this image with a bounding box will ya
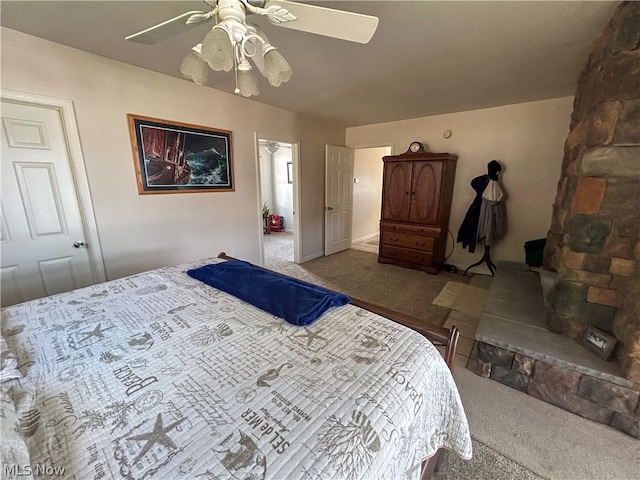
[262,46,293,87]
[128,0,379,96]
[266,142,279,154]
[179,44,209,86]
[236,59,260,97]
[201,26,234,72]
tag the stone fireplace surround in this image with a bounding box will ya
[543,1,640,383]
[469,2,639,439]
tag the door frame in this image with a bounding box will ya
[1,89,106,284]
[254,132,301,265]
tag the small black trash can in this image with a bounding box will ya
[524,238,546,267]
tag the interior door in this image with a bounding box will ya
[1,98,100,306]
[324,145,354,256]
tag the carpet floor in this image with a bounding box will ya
[453,366,639,480]
[438,437,547,480]
[270,247,469,327]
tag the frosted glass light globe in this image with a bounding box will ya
[201,27,234,72]
[179,50,208,86]
[263,48,293,87]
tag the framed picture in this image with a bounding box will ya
[287,161,293,184]
[127,114,233,194]
[580,325,617,360]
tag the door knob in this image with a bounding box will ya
[325,206,333,211]
[73,241,87,248]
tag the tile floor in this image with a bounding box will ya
[442,273,493,368]
[350,235,379,254]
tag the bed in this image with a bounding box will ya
[1,253,472,480]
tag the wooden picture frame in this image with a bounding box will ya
[127,114,233,194]
[580,325,617,360]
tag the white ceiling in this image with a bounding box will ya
[1,1,618,127]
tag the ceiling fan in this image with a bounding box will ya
[126,0,379,97]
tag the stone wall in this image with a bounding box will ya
[543,2,640,382]
[470,342,640,439]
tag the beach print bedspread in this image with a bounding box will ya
[1,258,472,480]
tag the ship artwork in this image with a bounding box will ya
[143,129,192,186]
[127,114,234,194]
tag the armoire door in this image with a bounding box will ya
[381,161,412,222]
[409,161,443,225]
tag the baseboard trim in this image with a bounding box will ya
[302,251,324,263]
[352,232,379,244]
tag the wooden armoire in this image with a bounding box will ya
[378,142,457,274]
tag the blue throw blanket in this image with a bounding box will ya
[187,261,351,326]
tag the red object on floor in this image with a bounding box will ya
[268,214,284,232]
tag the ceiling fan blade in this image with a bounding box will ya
[263,0,379,44]
[125,11,210,45]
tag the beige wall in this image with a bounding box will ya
[352,146,389,242]
[347,97,573,273]
[1,28,344,280]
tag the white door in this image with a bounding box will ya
[1,93,104,307]
[324,145,354,256]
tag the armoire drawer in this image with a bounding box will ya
[379,245,434,267]
[381,231,435,252]
[380,220,441,237]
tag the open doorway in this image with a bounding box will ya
[257,137,299,268]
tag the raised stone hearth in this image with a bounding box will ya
[471,264,640,439]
